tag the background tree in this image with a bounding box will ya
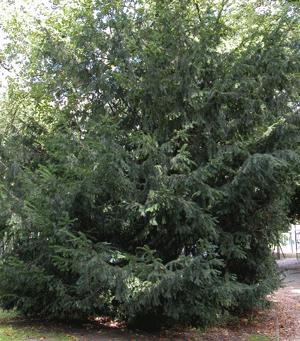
[0,0,299,329]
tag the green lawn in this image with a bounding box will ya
[248,335,274,341]
[0,310,77,341]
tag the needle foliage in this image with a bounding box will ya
[0,0,299,329]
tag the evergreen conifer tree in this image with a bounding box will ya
[0,0,299,328]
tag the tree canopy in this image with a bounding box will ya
[0,0,299,329]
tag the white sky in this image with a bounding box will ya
[0,0,54,92]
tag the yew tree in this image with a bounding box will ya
[0,0,299,328]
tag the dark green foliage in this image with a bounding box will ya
[0,0,299,328]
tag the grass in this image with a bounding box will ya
[0,310,278,341]
[248,335,274,341]
[0,310,77,341]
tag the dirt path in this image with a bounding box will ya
[275,258,300,341]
